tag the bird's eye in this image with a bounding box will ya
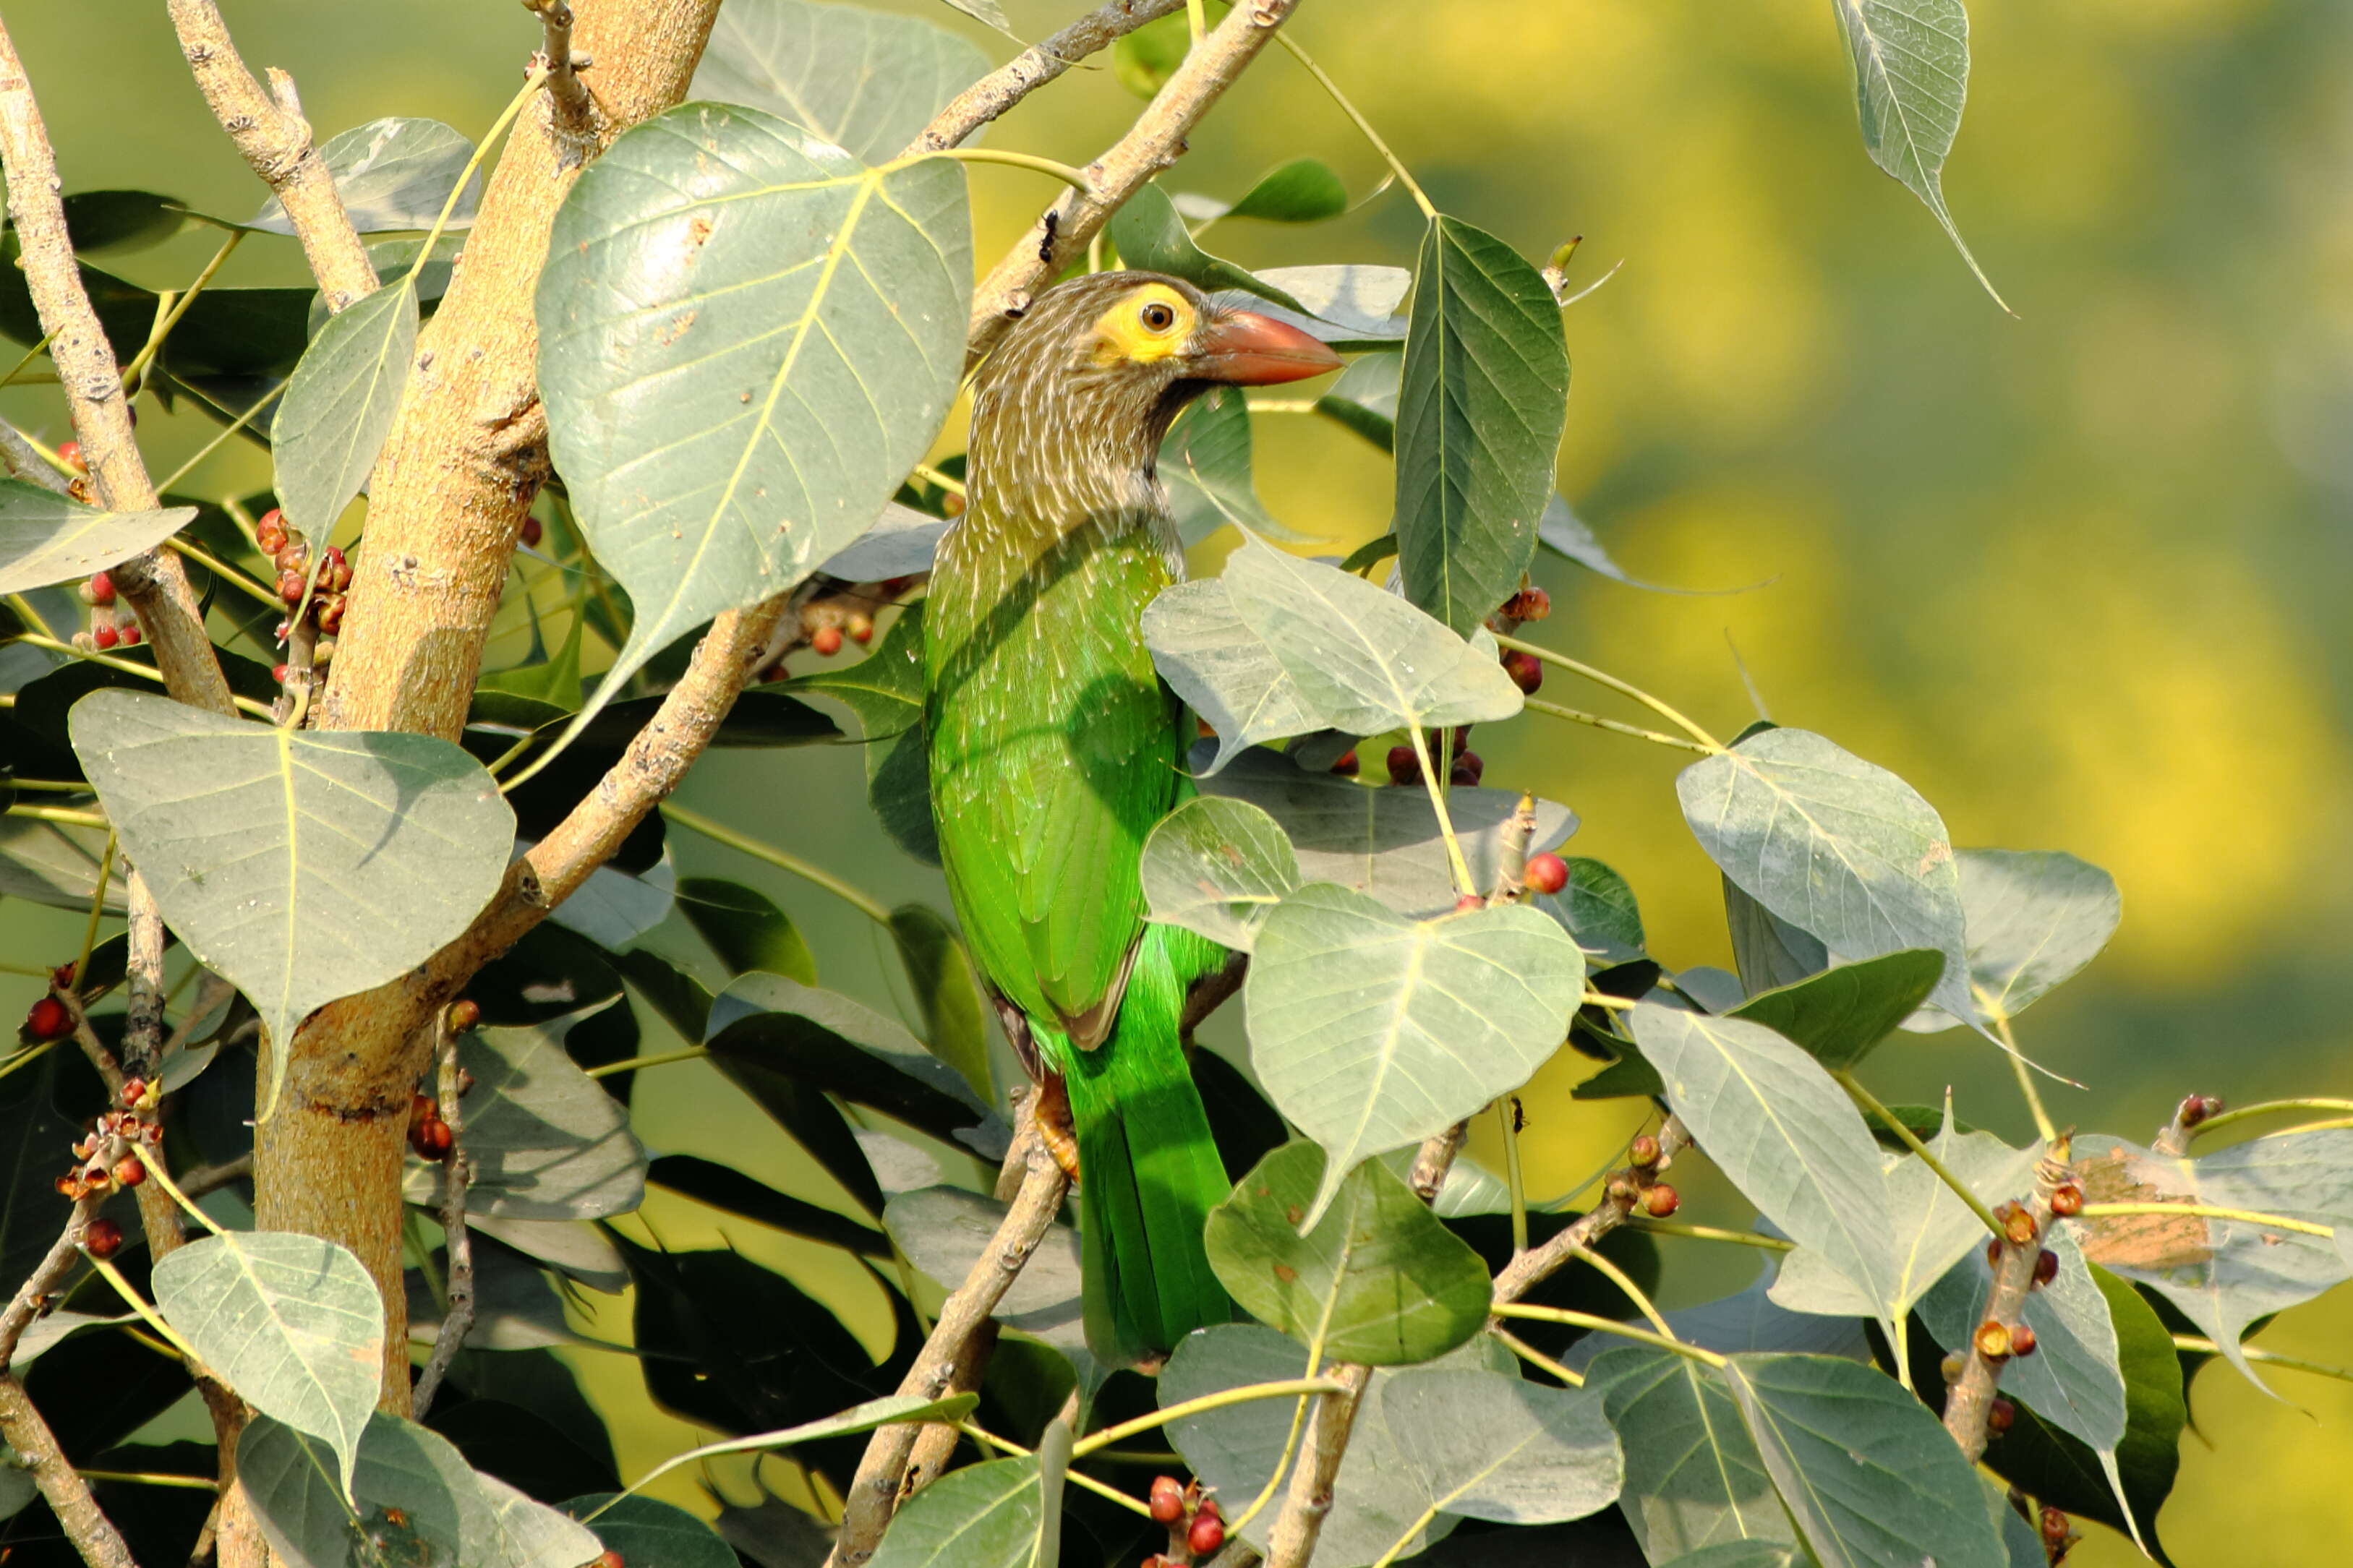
[1139,301,1176,332]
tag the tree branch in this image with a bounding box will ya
[913,0,1188,153]
[163,0,379,310]
[411,1020,474,1418]
[965,0,1303,366]
[1942,1141,2071,1460]
[829,1099,1069,1568]
[0,17,234,719]
[1490,1118,1693,1307]
[524,0,597,160]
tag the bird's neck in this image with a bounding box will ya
[963,378,1181,539]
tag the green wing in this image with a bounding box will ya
[924,513,1181,1040]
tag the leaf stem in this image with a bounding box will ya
[1571,1241,1673,1337]
[152,380,289,494]
[1186,0,1208,43]
[1272,33,1433,219]
[415,69,547,267]
[2187,1098,2353,1140]
[659,802,893,926]
[584,1045,709,1079]
[1406,723,1474,895]
[2171,1334,2353,1384]
[1367,1501,1447,1568]
[134,1144,226,1238]
[1489,1326,1583,1387]
[910,460,966,497]
[0,325,58,388]
[2077,1201,2333,1239]
[911,146,1096,195]
[1523,696,1714,755]
[164,534,278,608]
[16,635,273,719]
[1500,1097,1528,1256]
[1989,1009,2059,1146]
[10,805,108,829]
[1492,635,1723,751]
[119,228,244,392]
[75,1470,214,1491]
[1068,1378,1347,1460]
[1624,1218,1795,1251]
[949,1420,1153,1517]
[74,831,117,983]
[1836,1071,2004,1238]
[85,1255,203,1366]
[1490,1302,1727,1368]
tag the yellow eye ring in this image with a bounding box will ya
[1139,301,1176,333]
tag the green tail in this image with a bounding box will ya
[1054,924,1232,1364]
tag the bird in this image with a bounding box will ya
[923,270,1341,1363]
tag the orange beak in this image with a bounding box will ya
[1189,308,1344,386]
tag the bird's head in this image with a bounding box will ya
[967,270,1342,522]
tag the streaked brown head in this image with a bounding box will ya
[967,271,1341,523]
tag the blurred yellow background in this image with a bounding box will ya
[6,0,2353,1559]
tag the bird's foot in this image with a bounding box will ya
[1035,1074,1081,1186]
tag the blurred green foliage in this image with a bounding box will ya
[5,0,2350,1557]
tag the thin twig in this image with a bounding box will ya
[163,0,378,310]
[0,17,236,718]
[827,1101,1069,1567]
[412,1019,474,1415]
[911,0,1190,153]
[1492,1118,1692,1306]
[965,0,1304,367]
[524,0,598,162]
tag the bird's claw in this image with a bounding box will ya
[1035,1074,1081,1186]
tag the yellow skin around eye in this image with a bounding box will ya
[1089,282,1197,367]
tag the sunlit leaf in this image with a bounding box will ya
[547,844,675,949]
[868,1455,1041,1568]
[1248,883,1584,1229]
[1904,849,2121,1033]
[1634,1003,1898,1333]
[1921,1226,2127,1461]
[1184,158,1349,225]
[70,689,513,1117]
[155,1231,384,1488]
[1532,857,1644,966]
[0,480,196,595]
[885,1185,1094,1387]
[1141,578,1325,774]
[538,103,970,740]
[251,118,479,234]
[1585,1343,1798,1561]
[1315,351,1402,449]
[1678,727,1973,1024]
[270,278,418,536]
[1724,875,1827,996]
[1380,1368,1620,1526]
[694,0,992,163]
[1140,795,1300,953]
[1216,264,1413,352]
[1829,0,2005,307]
[706,972,992,1149]
[239,1412,479,1568]
[1207,1142,1489,1364]
[1394,215,1571,635]
[816,501,947,581]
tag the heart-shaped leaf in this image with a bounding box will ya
[1532,856,1644,965]
[537,103,970,741]
[0,480,196,595]
[270,278,419,536]
[69,689,513,1117]
[1904,849,2120,1033]
[1247,883,1584,1228]
[1206,1142,1489,1365]
[1140,795,1300,953]
[239,1412,477,1568]
[1393,215,1570,635]
[693,0,990,163]
[154,1231,384,1488]
[249,117,479,234]
[1380,1368,1622,1524]
[1586,1345,1797,1561]
[1634,1003,1899,1334]
[1140,580,1325,774]
[1678,728,1973,1024]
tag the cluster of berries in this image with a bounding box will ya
[56,1076,163,1261]
[407,1002,480,1162]
[1142,1475,1223,1564]
[68,569,142,654]
[257,508,354,670]
[1604,1131,1679,1218]
[1384,727,1485,789]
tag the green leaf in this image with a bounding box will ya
[1140,578,1328,774]
[1632,1003,1898,1332]
[154,1231,384,1488]
[1905,849,2120,1032]
[680,875,817,983]
[0,813,124,914]
[1772,1108,2031,1321]
[1587,1345,1795,1561]
[1829,0,2005,308]
[239,1412,475,1568]
[868,1455,1041,1568]
[1221,534,1526,738]
[1728,948,1944,1070]
[693,0,992,163]
[561,1496,736,1568]
[2070,1129,2353,1391]
[60,189,186,253]
[1105,184,1307,313]
[1536,492,1682,592]
[706,972,992,1148]
[1197,745,1578,924]
[780,597,926,742]
[1724,1352,2006,1568]
[250,117,479,234]
[547,844,674,949]
[1207,1142,1489,1365]
[1394,215,1571,635]
[69,688,513,1118]
[537,103,970,740]
[1724,875,1828,996]
[1161,1323,1508,1561]
[474,1473,608,1568]
[816,500,948,581]
[467,1214,629,1292]
[404,1006,647,1220]
[1678,728,1973,1024]
[1221,158,1350,223]
[0,479,197,594]
[1140,795,1301,953]
[1111,9,1205,98]
[1315,351,1402,449]
[1247,883,1584,1229]
[1163,385,1319,545]
[884,1186,1093,1384]
[1380,1368,1621,1524]
[888,902,993,1097]
[270,277,419,536]
[934,0,1014,33]
[649,1153,892,1256]
[1532,856,1644,965]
